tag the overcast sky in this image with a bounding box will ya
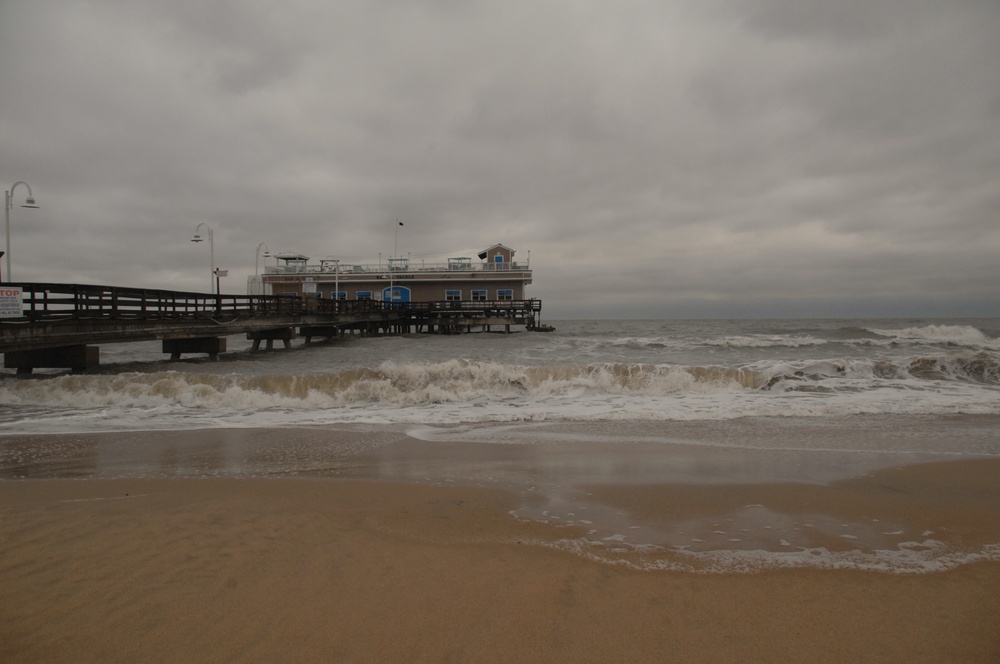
[2,0,998,319]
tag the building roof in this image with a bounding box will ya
[477,244,515,260]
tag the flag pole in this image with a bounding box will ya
[390,220,403,303]
[395,220,403,261]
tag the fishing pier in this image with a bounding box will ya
[0,283,543,374]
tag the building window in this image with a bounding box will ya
[471,290,487,302]
[331,291,346,301]
[497,289,513,301]
[445,290,461,301]
[382,286,410,303]
[305,291,322,298]
[356,291,372,300]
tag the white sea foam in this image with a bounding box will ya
[529,538,1000,575]
[869,324,999,350]
[705,334,827,349]
[1,351,998,434]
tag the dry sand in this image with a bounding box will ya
[2,458,1000,663]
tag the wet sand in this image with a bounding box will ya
[2,449,1000,662]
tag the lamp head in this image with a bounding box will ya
[191,234,203,243]
[262,250,272,258]
[21,197,39,209]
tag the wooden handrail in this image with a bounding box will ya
[2,283,541,323]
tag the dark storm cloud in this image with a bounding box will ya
[1,0,997,317]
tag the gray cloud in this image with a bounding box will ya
[1,0,997,318]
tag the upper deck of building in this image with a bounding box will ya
[263,257,530,276]
[263,244,529,277]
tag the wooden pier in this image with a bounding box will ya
[0,283,542,373]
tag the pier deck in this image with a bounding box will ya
[1,283,542,373]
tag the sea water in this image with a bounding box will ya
[2,318,999,573]
[1,318,997,434]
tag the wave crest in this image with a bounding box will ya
[869,325,996,349]
[1,352,996,413]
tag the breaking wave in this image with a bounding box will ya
[2,353,997,411]
[704,335,827,349]
[569,324,998,357]
[868,324,998,349]
[1,320,996,432]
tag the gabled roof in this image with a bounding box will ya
[477,244,515,260]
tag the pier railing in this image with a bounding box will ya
[6,283,381,321]
[2,283,544,367]
[4,283,541,322]
[399,299,542,316]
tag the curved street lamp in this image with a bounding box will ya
[4,181,40,282]
[251,242,272,296]
[323,255,341,305]
[255,241,272,276]
[191,223,215,293]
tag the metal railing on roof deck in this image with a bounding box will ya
[262,260,530,275]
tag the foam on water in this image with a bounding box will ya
[2,339,998,433]
[869,324,999,349]
[704,334,828,348]
[528,537,1000,574]
[0,320,997,439]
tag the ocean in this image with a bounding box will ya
[2,317,999,573]
[1,318,997,433]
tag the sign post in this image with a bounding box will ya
[0,286,23,318]
[214,268,228,295]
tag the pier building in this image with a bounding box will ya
[253,243,532,304]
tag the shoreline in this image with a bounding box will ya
[3,420,1000,566]
[3,422,1000,661]
[2,474,999,662]
[4,413,999,480]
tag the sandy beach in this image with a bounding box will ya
[2,430,999,663]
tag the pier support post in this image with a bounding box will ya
[247,328,295,351]
[4,345,100,374]
[299,326,341,344]
[162,337,227,360]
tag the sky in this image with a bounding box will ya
[1,0,998,319]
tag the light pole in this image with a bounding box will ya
[255,242,271,276]
[191,223,215,293]
[322,256,340,307]
[4,181,40,282]
[333,258,340,307]
[251,242,271,296]
[389,220,403,303]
